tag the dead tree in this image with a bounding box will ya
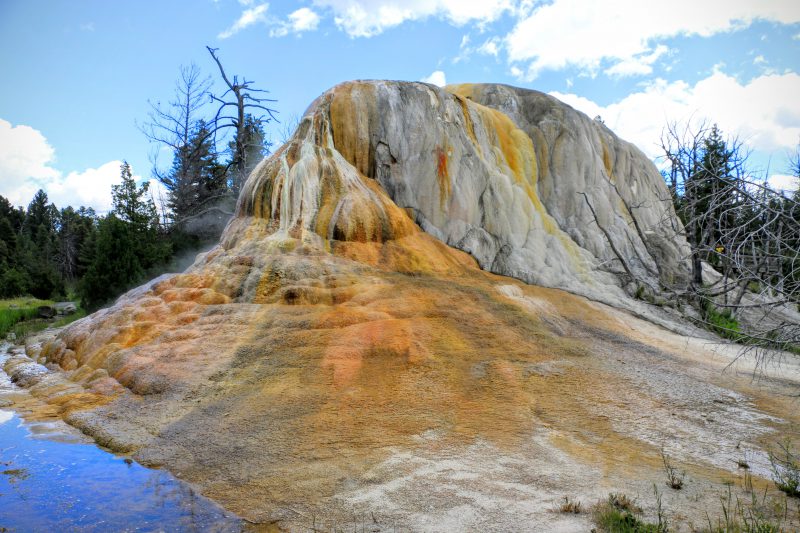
[140,64,211,181]
[206,46,278,195]
[138,63,231,228]
[660,122,800,360]
[790,141,800,183]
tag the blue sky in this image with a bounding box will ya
[1,0,798,212]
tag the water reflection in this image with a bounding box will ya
[0,409,243,532]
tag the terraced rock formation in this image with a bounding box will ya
[6,81,798,530]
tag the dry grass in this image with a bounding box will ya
[607,492,642,514]
[662,449,685,490]
[556,496,583,514]
[703,486,797,532]
[769,440,800,498]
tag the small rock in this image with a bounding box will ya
[54,302,78,315]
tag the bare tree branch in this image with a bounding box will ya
[659,122,800,356]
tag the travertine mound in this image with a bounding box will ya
[235,81,690,305]
[17,82,799,530]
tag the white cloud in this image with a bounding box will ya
[270,7,321,37]
[289,7,320,32]
[477,37,501,57]
[0,118,143,212]
[147,179,171,220]
[605,45,669,78]
[506,0,800,79]
[3,159,135,213]
[549,71,800,161]
[46,161,128,212]
[218,3,269,39]
[452,34,470,63]
[420,70,447,86]
[0,119,59,186]
[312,0,513,37]
[768,174,799,192]
[455,33,503,63]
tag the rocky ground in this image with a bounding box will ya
[3,274,799,531]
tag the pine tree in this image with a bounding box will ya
[17,189,64,298]
[23,189,55,235]
[163,121,227,221]
[0,216,16,261]
[113,162,155,227]
[57,206,97,281]
[228,113,269,195]
[111,161,170,271]
[77,163,176,309]
[78,214,143,309]
[692,125,736,264]
[0,196,23,230]
[1,195,34,297]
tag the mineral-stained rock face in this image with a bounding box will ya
[22,81,800,530]
[235,81,690,305]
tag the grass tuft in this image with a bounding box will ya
[592,491,666,533]
[662,449,685,490]
[703,302,742,342]
[557,496,583,514]
[769,441,800,499]
[703,485,791,532]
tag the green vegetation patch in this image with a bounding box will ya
[770,442,800,499]
[0,297,53,310]
[702,302,743,342]
[703,487,793,533]
[592,493,666,533]
[0,306,40,338]
[0,298,85,340]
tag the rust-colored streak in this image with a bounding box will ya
[601,138,614,180]
[436,145,449,180]
[435,145,451,209]
[454,94,478,147]
[329,82,377,178]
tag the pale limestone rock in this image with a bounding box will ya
[231,81,691,308]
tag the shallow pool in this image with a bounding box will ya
[0,342,244,532]
[0,409,243,532]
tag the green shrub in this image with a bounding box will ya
[593,492,666,533]
[0,269,31,298]
[703,302,742,341]
[635,285,646,300]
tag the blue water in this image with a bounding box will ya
[0,409,243,532]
